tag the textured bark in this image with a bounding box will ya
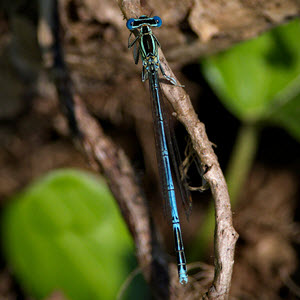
[37,1,170,298]
[2,0,300,299]
[158,51,238,299]
[169,0,300,62]
[120,0,300,63]
[120,1,242,299]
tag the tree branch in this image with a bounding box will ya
[120,1,239,299]
[168,0,300,63]
[37,1,171,299]
[159,54,239,298]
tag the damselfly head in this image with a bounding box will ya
[126,15,162,30]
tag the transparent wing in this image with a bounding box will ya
[167,115,193,218]
[128,32,140,65]
[148,70,192,220]
[133,40,139,65]
[160,91,192,218]
[148,70,171,218]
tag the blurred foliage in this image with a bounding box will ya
[1,169,147,300]
[191,19,300,260]
[202,19,300,141]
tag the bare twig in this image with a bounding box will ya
[160,52,238,299]
[119,1,239,299]
[37,1,171,299]
[38,0,239,298]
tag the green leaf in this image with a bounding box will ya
[1,169,142,300]
[268,92,300,141]
[202,19,300,140]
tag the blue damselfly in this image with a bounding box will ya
[126,15,190,284]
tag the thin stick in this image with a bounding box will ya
[37,1,170,298]
[159,53,238,299]
[120,2,239,299]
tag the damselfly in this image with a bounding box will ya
[126,15,190,284]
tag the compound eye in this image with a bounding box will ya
[126,18,135,30]
[153,16,162,27]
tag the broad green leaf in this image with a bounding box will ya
[1,169,144,300]
[202,20,300,140]
[268,91,300,141]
